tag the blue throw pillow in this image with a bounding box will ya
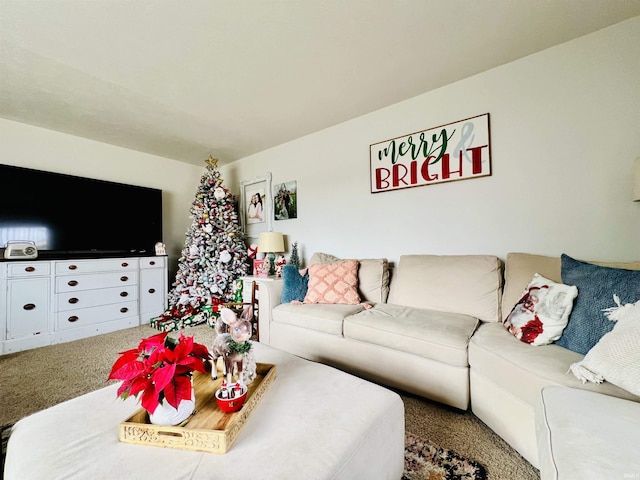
[281,265,309,303]
[557,254,640,355]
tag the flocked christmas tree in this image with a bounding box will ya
[289,241,301,268]
[152,156,249,331]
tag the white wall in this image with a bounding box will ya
[0,118,204,274]
[222,17,640,266]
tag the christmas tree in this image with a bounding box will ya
[151,156,249,331]
[289,241,301,268]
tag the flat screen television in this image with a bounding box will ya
[0,164,163,259]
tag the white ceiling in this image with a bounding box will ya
[1,1,639,166]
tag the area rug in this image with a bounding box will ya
[403,432,487,480]
[1,423,485,479]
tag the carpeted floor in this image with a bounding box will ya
[0,324,539,479]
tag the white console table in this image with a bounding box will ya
[0,256,168,354]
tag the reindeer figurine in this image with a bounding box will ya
[211,306,255,386]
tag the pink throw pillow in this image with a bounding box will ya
[304,260,361,305]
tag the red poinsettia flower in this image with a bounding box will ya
[108,332,211,413]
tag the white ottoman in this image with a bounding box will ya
[536,386,640,480]
[5,342,404,480]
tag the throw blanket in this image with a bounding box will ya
[570,296,640,396]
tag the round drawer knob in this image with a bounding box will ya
[68,280,78,287]
[120,291,128,297]
[120,276,129,282]
[120,307,128,313]
[68,298,79,304]
[68,265,77,270]
[121,262,129,267]
[148,288,156,294]
[23,303,36,311]
[68,316,79,322]
[25,266,36,273]
[150,261,156,266]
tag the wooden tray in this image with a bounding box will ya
[119,363,277,454]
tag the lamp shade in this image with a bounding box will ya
[634,158,640,202]
[258,232,285,253]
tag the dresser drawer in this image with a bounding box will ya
[140,257,166,269]
[56,271,138,293]
[56,301,138,330]
[56,285,139,311]
[55,258,139,275]
[6,262,51,277]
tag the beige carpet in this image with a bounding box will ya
[0,324,539,479]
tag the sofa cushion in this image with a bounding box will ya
[502,253,563,322]
[469,322,639,408]
[358,259,390,303]
[281,265,309,303]
[502,253,640,322]
[310,252,390,303]
[272,303,366,335]
[304,260,361,305]
[387,254,502,322]
[556,254,640,355]
[343,304,479,367]
[503,273,577,346]
[310,252,341,264]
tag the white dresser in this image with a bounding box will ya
[0,256,168,354]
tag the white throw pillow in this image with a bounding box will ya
[503,273,578,346]
[570,296,640,396]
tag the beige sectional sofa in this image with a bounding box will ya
[257,252,640,469]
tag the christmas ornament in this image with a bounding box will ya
[214,187,226,200]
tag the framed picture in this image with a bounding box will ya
[274,180,297,220]
[253,259,269,277]
[240,173,273,239]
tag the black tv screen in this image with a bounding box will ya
[0,164,163,258]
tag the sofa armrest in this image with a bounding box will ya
[257,278,284,345]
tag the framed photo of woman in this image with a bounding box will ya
[240,173,273,239]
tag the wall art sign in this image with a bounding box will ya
[370,113,491,193]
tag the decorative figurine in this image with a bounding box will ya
[233,279,244,303]
[275,255,287,277]
[154,242,166,255]
[211,306,254,386]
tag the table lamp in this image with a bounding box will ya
[258,232,285,275]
